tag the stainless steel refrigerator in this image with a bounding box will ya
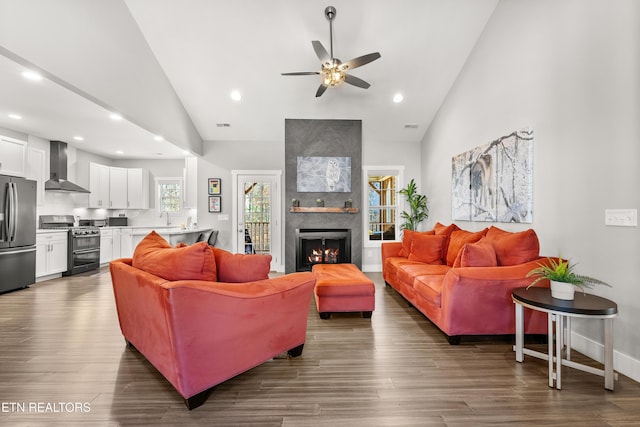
[0,175,36,293]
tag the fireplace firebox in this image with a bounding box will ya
[295,229,351,272]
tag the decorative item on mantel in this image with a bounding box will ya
[292,198,300,207]
[316,198,324,207]
[526,257,611,300]
[344,199,352,208]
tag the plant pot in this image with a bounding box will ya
[316,200,324,207]
[550,280,576,300]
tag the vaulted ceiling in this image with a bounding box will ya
[0,0,498,159]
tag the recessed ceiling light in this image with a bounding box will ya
[115,150,124,155]
[110,113,123,121]
[153,135,164,141]
[182,150,191,155]
[73,136,84,141]
[393,93,404,103]
[230,90,242,101]
[8,113,22,120]
[21,70,43,81]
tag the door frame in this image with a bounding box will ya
[231,170,283,272]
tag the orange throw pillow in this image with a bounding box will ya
[483,226,540,266]
[398,229,435,257]
[132,231,217,281]
[212,247,272,283]
[453,240,497,268]
[445,228,488,266]
[433,222,461,236]
[407,234,447,265]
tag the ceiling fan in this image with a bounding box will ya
[281,6,381,97]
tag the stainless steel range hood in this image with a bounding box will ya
[45,140,90,193]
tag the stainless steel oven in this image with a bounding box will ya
[67,229,100,275]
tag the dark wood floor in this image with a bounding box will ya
[0,268,639,426]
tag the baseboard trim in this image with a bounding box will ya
[571,331,640,383]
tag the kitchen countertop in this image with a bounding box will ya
[36,229,70,234]
[100,226,212,236]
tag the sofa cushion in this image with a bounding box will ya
[408,234,447,264]
[445,229,488,266]
[212,247,272,283]
[132,231,217,281]
[413,275,444,307]
[397,264,451,287]
[398,229,434,257]
[453,240,498,268]
[483,226,540,266]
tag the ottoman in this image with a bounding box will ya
[311,263,375,319]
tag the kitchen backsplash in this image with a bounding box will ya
[38,191,197,228]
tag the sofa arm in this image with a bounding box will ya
[381,242,402,262]
[439,258,550,336]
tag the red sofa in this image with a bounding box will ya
[109,232,316,409]
[382,223,549,344]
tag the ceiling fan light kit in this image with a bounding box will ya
[282,6,381,97]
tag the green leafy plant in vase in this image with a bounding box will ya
[398,178,429,231]
[526,257,611,300]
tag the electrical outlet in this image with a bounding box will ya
[605,209,637,227]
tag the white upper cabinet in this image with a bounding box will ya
[89,162,110,208]
[88,162,149,209]
[109,166,128,209]
[127,168,149,209]
[0,135,28,177]
[27,147,46,206]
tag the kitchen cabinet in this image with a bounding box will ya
[0,135,28,177]
[127,168,149,209]
[36,232,68,277]
[27,147,46,206]
[89,162,110,208]
[109,167,128,209]
[100,229,113,264]
[88,162,149,209]
[119,228,134,258]
[183,156,197,209]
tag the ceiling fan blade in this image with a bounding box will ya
[315,84,328,97]
[341,52,381,71]
[344,74,371,89]
[281,72,320,76]
[312,40,331,64]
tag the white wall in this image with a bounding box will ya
[421,0,640,379]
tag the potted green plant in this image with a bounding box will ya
[526,257,611,300]
[398,178,429,230]
[316,198,324,207]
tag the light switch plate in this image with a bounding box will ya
[605,209,637,227]
[217,214,229,221]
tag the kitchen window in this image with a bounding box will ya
[156,177,182,212]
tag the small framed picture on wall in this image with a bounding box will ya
[208,196,221,213]
[208,178,221,195]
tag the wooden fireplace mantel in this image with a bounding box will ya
[289,207,359,214]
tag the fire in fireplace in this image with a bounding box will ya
[295,228,351,271]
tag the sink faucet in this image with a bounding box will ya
[160,211,171,226]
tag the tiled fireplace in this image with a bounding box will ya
[295,228,351,271]
[284,119,363,273]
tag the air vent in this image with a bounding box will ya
[404,124,419,129]
[216,123,231,128]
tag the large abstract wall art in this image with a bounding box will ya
[452,128,533,223]
[297,156,351,192]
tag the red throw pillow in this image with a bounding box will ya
[407,234,447,265]
[433,222,461,236]
[212,247,272,283]
[453,240,498,268]
[398,229,435,257]
[132,231,217,281]
[445,228,488,266]
[483,226,540,266]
